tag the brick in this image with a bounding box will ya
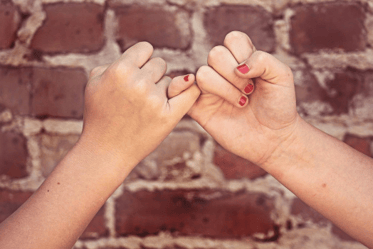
[112,5,191,50]
[0,131,28,178]
[31,67,87,118]
[204,5,275,52]
[331,224,356,242]
[0,1,20,49]
[291,198,328,225]
[132,132,201,181]
[295,70,331,116]
[40,134,80,177]
[0,189,33,223]
[323,71,361,115]
[0,66,31,115]
[116,190,275,238]
[290,3,366,54]
[213,145,267,180]
[30,3,105,53]
[343,134,371,156]
[80,205,108,239]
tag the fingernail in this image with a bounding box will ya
[239,96,247,106]
[184,75,189,81]
[237,64,250,74]
[244,83,254,94]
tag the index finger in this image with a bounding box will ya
[118,41,154,68]
[223,31,256,64]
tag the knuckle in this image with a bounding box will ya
[138,41,154,54]
[208,45,226,62]
[196,66,211,87]
[224,31,246,45]
[153,57,167,68]
[255,51,270,64]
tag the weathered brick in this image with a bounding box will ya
[213,145,267,180]
[204,5,275,52]
[112,5,191,50]
[0,189,33,223]
[131,132,201,181]
[0,1,20,49]
[116,190,275,238]
[30,3,105,53]
[0,66,31,115]
[291,198,328,225]
[80,205,108,239]
[323,71,361,115]
[343,134,371,156]
[39,134,80,177]
[290,3,366,54]
[295,70,331,116]
[332,224,355,242]
[31,67,87,118]
[292,199,356,241]
[0,131,28,178]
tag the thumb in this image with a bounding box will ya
[235,51,293,87]
[167,84,201,120]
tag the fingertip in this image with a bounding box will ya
[236,63,250,75]
[243,82,254,95]
[168,74,196,99]
[238,95,248,107]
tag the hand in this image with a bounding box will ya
[189,31,298,167]
[81,42,200,169]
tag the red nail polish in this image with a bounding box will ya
[184,75,189,81]
[237,64,250,74]
[244,84,254,94]
[239,96,247,106]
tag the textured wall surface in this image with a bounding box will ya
[0,0,372,248]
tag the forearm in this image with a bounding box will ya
[263,117,373,247]
[0,137,134,249]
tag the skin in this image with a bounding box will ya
[186,31,373,248]
[1,32,373,248]
[0,42,200,249]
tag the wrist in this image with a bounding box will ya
[75,132,139,180]
[259,115,310,179]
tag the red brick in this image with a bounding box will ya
[30,3,105,53]
[80,205,108,239]
[290,3,366,54]
[112,5,191,50]
[39,134,80,177]
[323,71,361,114]
[343,134,371,156]
[204,5,275,52]
[332,224,356,242]
[0,1,20,49]
[214,145,267,180]
[116,190,276,238]
[0,131,28,178]
[291,199,356,241]
[0,66,31,115]
[31,67,87,118]
[0,189,33,223]
[291,198,328,225]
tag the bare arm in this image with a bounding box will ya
[0,42,200,249]
[189,31,373,248]
[265,117,373,247]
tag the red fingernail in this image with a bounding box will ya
[184,75,189,81]
[244,83,254,94]
[239,96,247,106]
[237,64,250,74]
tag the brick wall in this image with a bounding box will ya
[0,0,372,248]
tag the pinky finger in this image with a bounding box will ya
[167,74,195,98]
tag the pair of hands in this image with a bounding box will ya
[82,31,298,171]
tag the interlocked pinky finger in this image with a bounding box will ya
[168,74,195,98]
